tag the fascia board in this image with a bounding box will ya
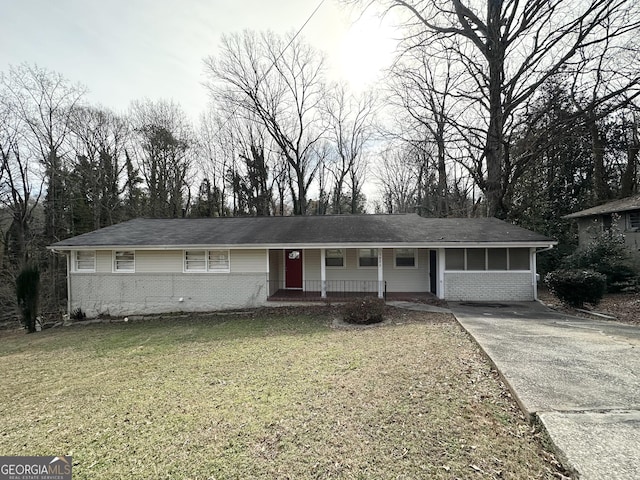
[49,241,557,251]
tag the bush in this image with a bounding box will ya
[564,228,639,292]
[342,297,385,325]
[15,265,40,333]
[544,269,606,308]
[71,308,87,321]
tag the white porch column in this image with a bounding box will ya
[531,248,538,301]
[66,252,72,316]
[437,248,446,299]
[377,248,384,298]
[320,248,327,298]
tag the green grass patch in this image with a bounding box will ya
[0,308,566,479]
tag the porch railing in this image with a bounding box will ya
[268,280,386,300]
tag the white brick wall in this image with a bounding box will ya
[70,273,268,317]
[444,271,534,301]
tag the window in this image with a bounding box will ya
[508,249,530,270]
[488,248,507,270]
[445,248,530,271]
[395,248,416,268]
[185,250,207,271]
[75,251,95,272]
[628,211,640,230]
[208,250,230,271]
[114,251,135,272]
[325,249,344,267]
[359,248,378,267]
[466,249,486,270]
[445,249,465,270]
[184,250,230,272]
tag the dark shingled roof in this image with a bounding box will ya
[49,215,554,249]
[563,195,640,219]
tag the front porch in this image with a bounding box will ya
[267,247,438,300]
[267,279,386,301]
[268,287,440,303]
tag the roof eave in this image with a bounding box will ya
[48,240,557,251]
[564,202,640,219]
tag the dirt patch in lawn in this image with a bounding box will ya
[0,308,572,479]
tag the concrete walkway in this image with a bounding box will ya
[447,302,640,480]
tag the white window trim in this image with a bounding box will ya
[394,248,418,269]
[628,211,640,231]
[208,249,231,273]
[357,248,378,269]
[113,250,135,273]
[73,250,96,273]
[325,248,346,269]
[184,250,207,273]
[183,249,231,273]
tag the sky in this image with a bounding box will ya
[0,0,398,121]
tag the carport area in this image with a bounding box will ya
[450,301,640,480]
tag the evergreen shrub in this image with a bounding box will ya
[342,297,385,325]
[544,269,606,308]
[564,227,639,292]
[16,265,40,333]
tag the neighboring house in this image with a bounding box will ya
[564,195,640,251]
[48,214,556,317]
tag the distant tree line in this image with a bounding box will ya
[1,0,640,316]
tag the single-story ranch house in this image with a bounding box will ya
[48,214,556,317]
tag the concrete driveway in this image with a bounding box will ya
[450,302,640,480]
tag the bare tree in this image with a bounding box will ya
[566,42,640,203]
[313,146,332,215]
[0,91,44,269]
[226,112,275,216]
[374,146,420,213]
[346,148,368,214]
[197,109,233,216]
[324,83,376,213]
[68,106,129,231]
[387,47,461,216]
[352,0,640,217]
[130,99,194,218]
[0,64,86,241]
[204,30,327,215]
[199,103,279,216]
[0,64,86,311]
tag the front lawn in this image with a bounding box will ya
[0,308,567,479]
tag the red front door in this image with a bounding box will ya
[285,249,303,289]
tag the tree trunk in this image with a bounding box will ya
[484,0,506,219]
[621,117,639,197]
[436,121,448,217]
[588,112,610,202]
[297,170,307,215]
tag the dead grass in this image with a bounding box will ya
[0,307,569,479]
[538,287,640,325]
